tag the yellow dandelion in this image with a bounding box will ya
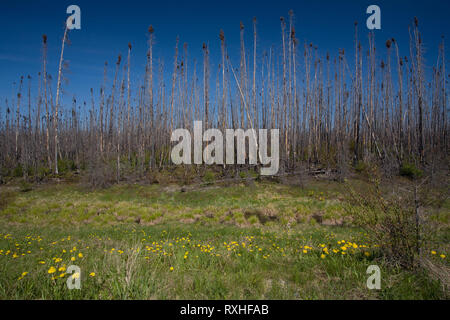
[78,253,83,258]
[320,254,326,259]
[89,272,95,277]
[431,250,437,255]
[169,266,174,271]
[71,257,76,261]
[440,254,446,259]
[48,267,56,274]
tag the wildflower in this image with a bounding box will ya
[440,254,446,259]
[78,253,83,258]
[170,267,174,271]
[89,272,95,277]
[58,266,66,272]
[320,254,326,259]
[431,250,436,255]
[364,252,370,257]
[38,261,46,264]
[48,267,56,274]
[71,257,76,261]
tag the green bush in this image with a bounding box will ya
[400,162,422,179]
[19,180,32,192]
[57,159,77,174]
[203,170,216,184]
[13,165,23,178]
[37,166,51,179]
[354,160,368,173]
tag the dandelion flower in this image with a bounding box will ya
[78,253,83,258]
[48,267,56,274]
[71,257,76,261]
[170,266,174,271]
[440,254,446,259]
[431,250,436,255]
[89,272,95,277]
[320,254,326,259]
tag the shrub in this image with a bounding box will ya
[248,215,259,225]
[345,181,420,269]
[400,162,422,179]
[354,160,368,173]
[203,170,216,184]
[37,166,51,180]
[19,180,32,192]
[57,159,77,174]
[13,165,23,178]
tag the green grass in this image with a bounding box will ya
[0,180,448,299]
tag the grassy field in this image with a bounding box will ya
[0,178,448,299]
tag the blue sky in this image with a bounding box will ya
[0,0,449,111]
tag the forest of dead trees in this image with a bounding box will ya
[0,13,448,185]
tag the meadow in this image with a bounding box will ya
[0,177,448,299]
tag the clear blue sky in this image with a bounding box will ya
[0,0,449,111]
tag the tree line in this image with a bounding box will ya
[0,13,448,183]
